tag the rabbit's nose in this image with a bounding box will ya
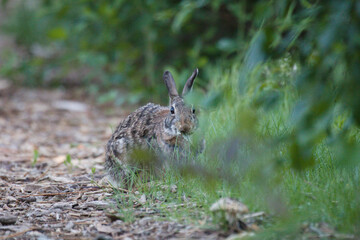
[180,125,191,134]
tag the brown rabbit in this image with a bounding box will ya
[105,69,199,187]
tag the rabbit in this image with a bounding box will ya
[105,68,199,188]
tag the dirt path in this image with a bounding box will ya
[0,88,227,239]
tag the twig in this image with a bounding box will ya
[133,203,142,208]
[0,227,38,240]
[18,188,100,198]
[92,181,130,193]
[83,189,109,195]
[61,237,90,240]
[38,181,97,186]
[35,167,50,182]
[242,211,266,220]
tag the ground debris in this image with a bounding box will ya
[17,196,37,203]
[226,232,255,240]
[302,222,355,239]
[0,89,114,239]
[0,88,234,239]
[52,100,89,112]
[210,198,250,232]
[51,201,77,209]
[82,200,110,209]
[0,214,17,225]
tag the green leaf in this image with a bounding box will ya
[217,38,237,52]
[172,3,196,33]
[254,90,280,110]
[47,27,67,40]
[32,149,39,167]
[245,31,266,70]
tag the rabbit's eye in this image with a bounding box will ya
[192,108,195,114]
[170,106,175,114]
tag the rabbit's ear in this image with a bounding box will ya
[182,68,198,96]
[163,71,179,99]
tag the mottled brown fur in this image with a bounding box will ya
[105,69,199,187]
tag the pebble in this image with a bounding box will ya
[0,215,17,225]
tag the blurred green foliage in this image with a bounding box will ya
[1,0,359,178]
[1,0,360,174]
[1,0,245,100]
[240,0,360,170]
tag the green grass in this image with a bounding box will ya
[110,62,360,239]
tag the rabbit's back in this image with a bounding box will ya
[105,103,167,185]
[106,103,167,158]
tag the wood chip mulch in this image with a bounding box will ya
[0,88,227,240]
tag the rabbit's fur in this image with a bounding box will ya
[105,69,199,187]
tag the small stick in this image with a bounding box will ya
[18,188,100,198]
[34,167,50,182]
[103,185,130,193]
